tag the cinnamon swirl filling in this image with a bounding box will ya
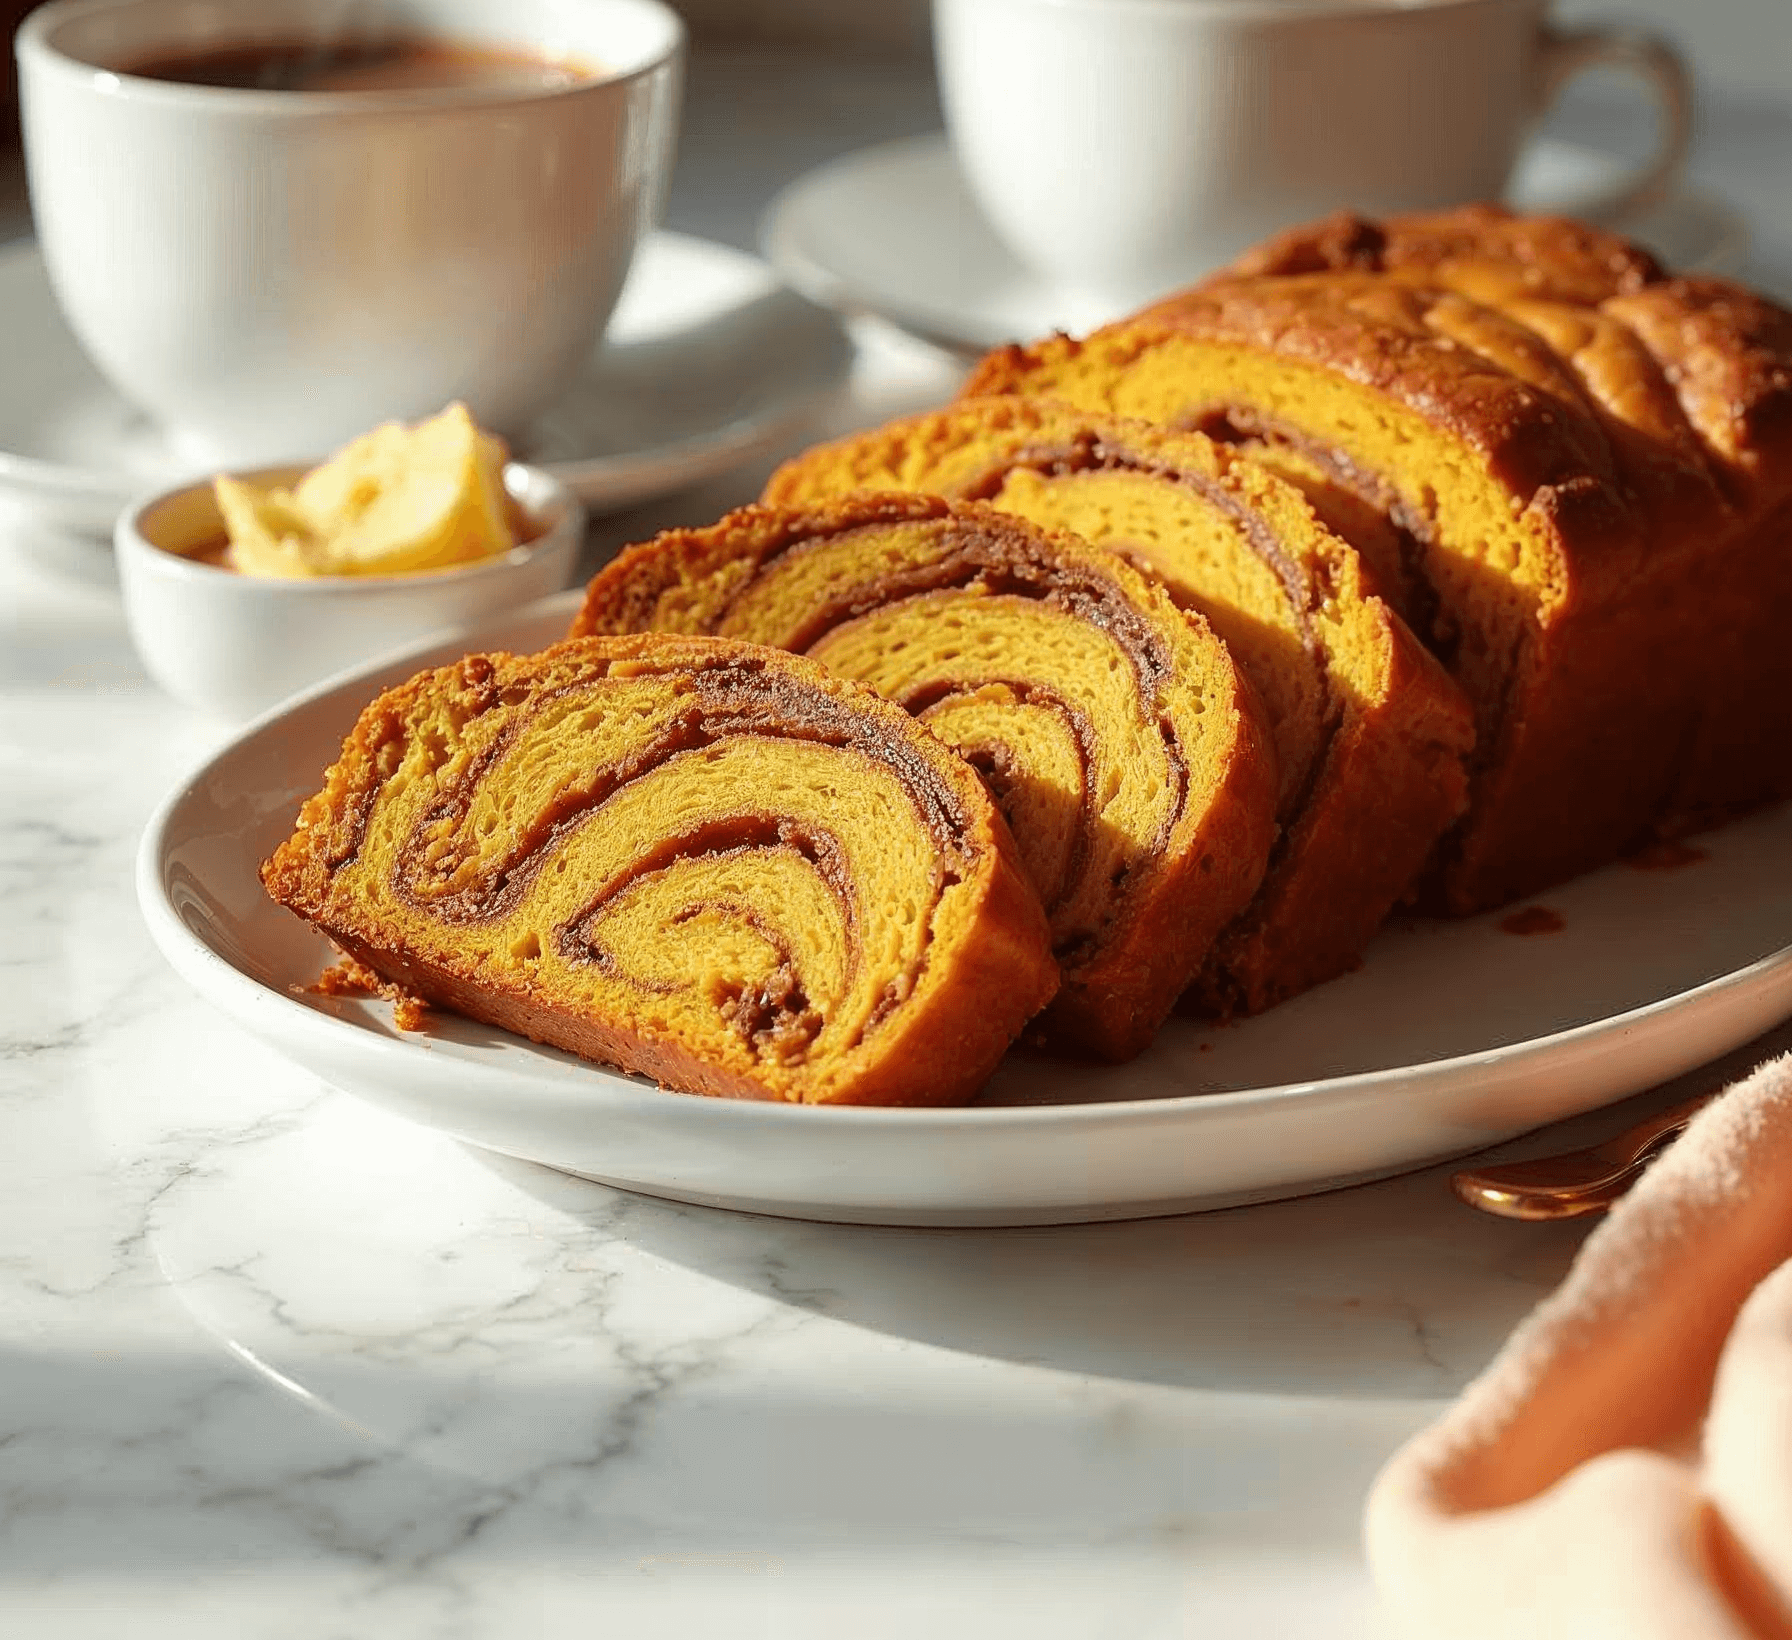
[574,494,1278,1059]
[262,637,1059,1105]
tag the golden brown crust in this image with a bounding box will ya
[1189,595,1473,1012]
[1660,491,1792,826]
[988,280,1643,588]
[1229,208,1792,493]
[962,211,1792,912]
[1194,533,1472,1012]
[1224,204,1666,306]
[263,634,1059,1105]
[1603,277,1792,488]
[762,398,1474,1013]
[575,493,1281,1057]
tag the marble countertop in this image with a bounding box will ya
[6,48,1792,1640]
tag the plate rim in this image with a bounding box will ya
[759,130,1753,357]
[136,594,1792,1134]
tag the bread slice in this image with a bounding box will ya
[262,634,1058,1105]
[762,398,1473,1013]
[573,493,1278,1057]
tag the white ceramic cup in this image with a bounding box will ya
[934,0,1692,306]
[17,0,682,466]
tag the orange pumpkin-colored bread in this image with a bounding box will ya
[763,398,1474,1013]
[964,206,1792,913]
[572,494,1278,1057]
[262,634,1059,1105]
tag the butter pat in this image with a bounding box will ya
[215,403,518,579]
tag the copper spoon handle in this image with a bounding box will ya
[1451,1090,1721,1220]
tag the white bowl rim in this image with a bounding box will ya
[115,459,584,593]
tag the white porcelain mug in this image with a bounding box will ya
[934,0,1692,306]
[17,0,683,466]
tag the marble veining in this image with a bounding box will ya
[6,47,1792,1640]
[0,570,1589,1636]
[17,669,1767,1635]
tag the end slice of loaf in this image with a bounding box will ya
[263,634,1059,1105]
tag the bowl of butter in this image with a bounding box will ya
[117,403,585,718]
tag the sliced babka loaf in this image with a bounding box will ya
[572,494,1279,1058]
[964,209,1792,912]
[762,399,1473,1014]
[262,635,1059,1106]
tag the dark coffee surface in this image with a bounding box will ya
[122,36,594,94]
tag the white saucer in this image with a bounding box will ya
[0,230,852,550]
[762,133,1753,357]
[139,593,1792,1228]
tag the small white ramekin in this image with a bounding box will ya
[116,462,585,718]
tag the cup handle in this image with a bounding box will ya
[1532,23,1693,223]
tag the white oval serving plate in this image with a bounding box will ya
[137,593,1792,1226]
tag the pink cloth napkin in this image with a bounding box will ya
[1366,1053,1792,1638]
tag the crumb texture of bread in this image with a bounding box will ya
[262,634,1059,1106]
[574,493,1279,1055]
[763,400,1474,1013]
[961,206,1792,912]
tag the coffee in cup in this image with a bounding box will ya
[119,35,598,94]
